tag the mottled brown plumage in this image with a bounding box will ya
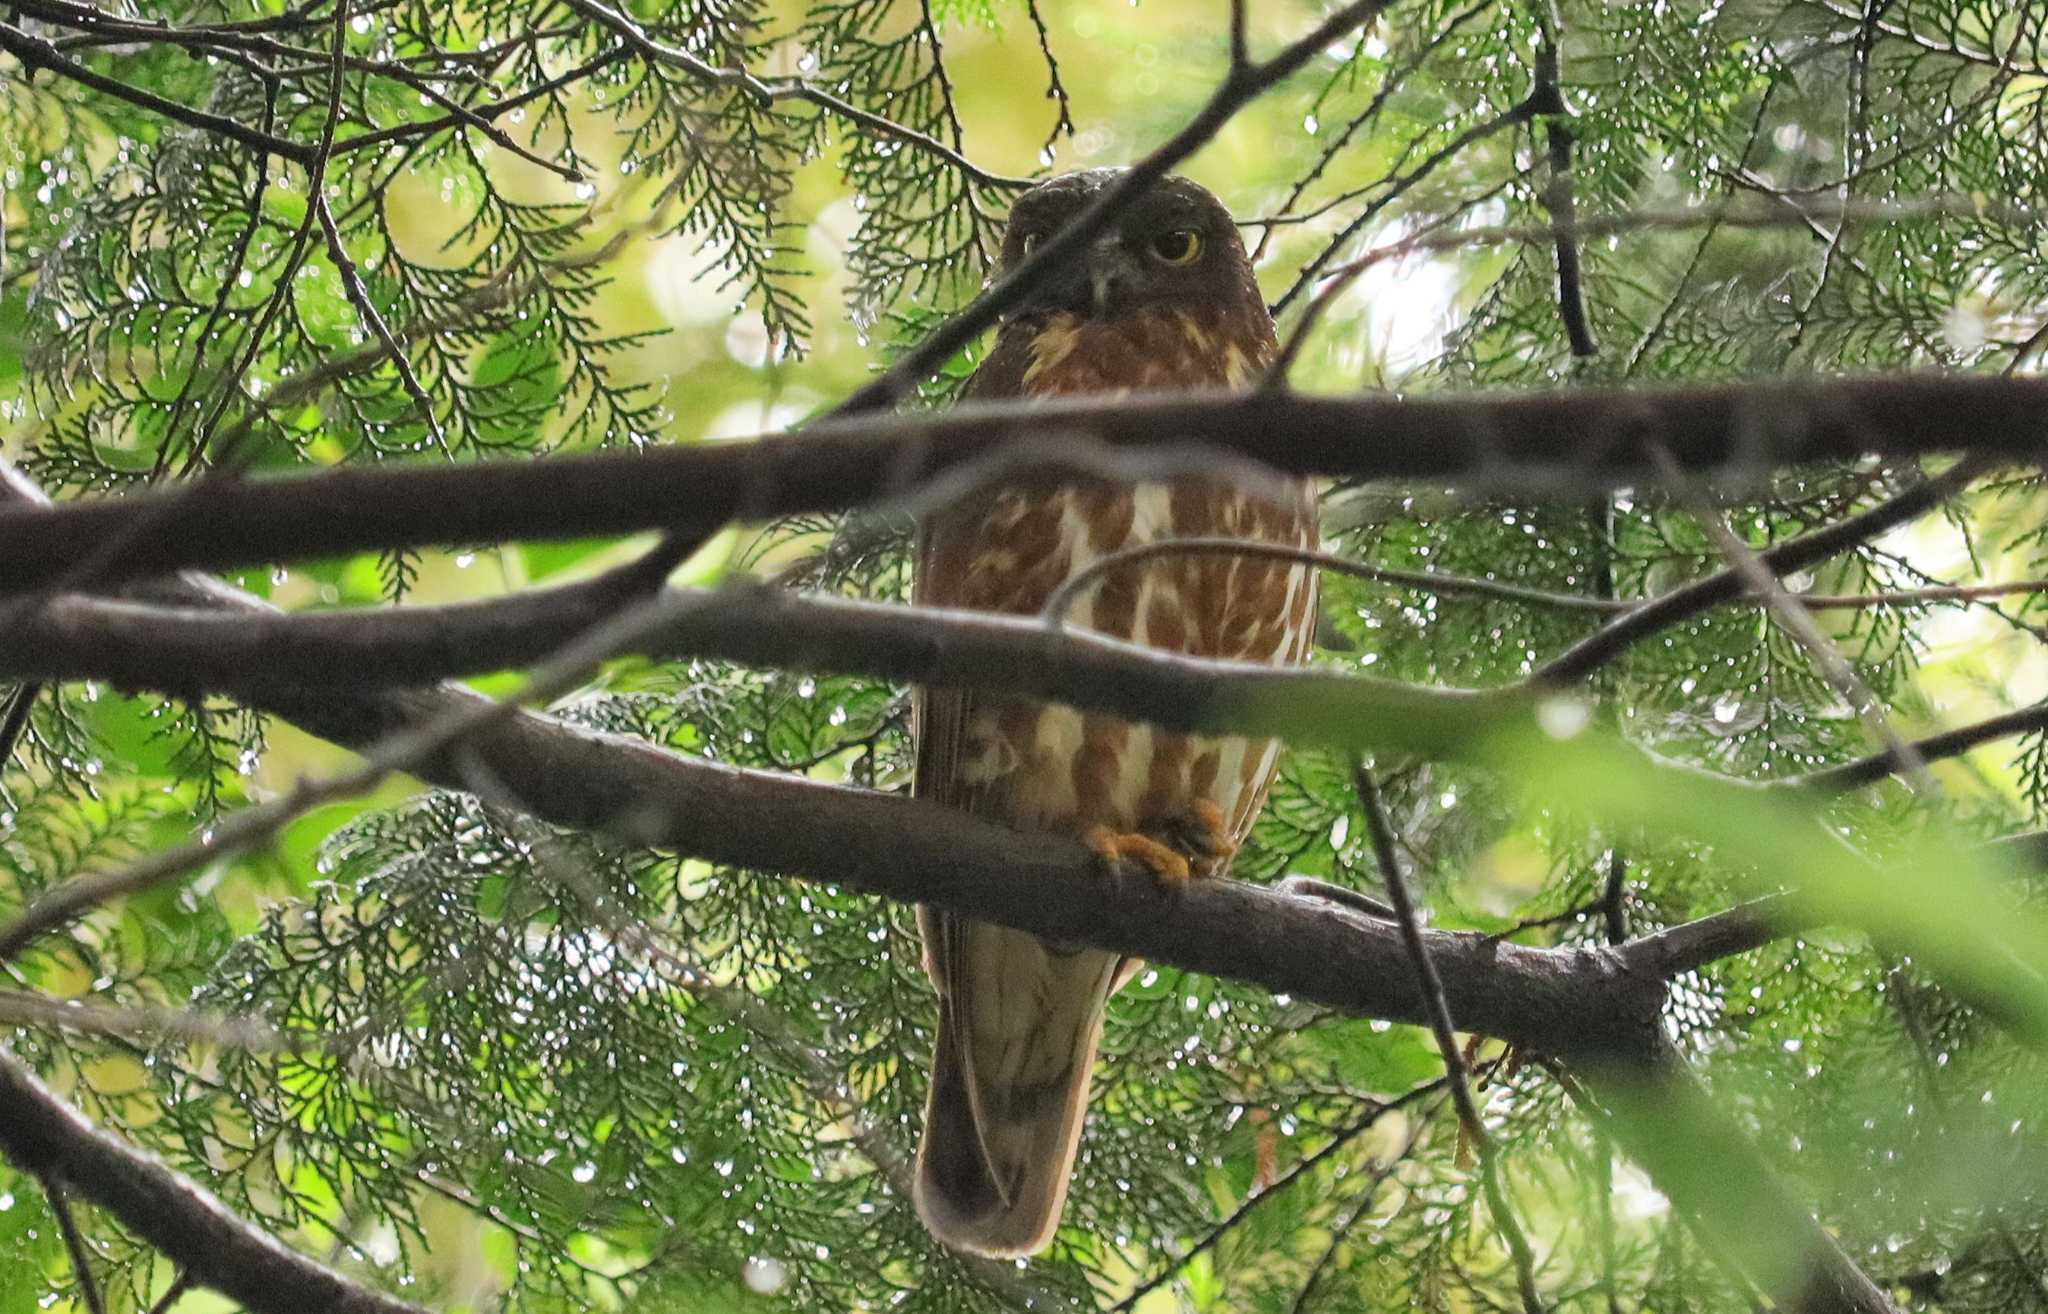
[912,169,1318,1258]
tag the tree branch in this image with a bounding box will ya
[1352,763,1546,1314]
[0,19,316,162]
[2,455,1905,1314]
[1615,894,1812,979]
[1783,702,2048,794]
[0,1050,431,1314]
[1536,449,2001,683]
[833,0,1397,413]
[1,375,2040,595]
[2,578,1506,744]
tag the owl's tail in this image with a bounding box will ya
[913,922,1119,1259]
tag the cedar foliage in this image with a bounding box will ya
[4,1,2048,1311]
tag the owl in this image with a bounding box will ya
[912,169,1318,1257]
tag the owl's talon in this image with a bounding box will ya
[1085,825,1192,891]
[1144,799,1236,879]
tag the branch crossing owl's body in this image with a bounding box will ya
[912,170,1318,1258]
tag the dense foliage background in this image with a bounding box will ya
[6,1,2048,1311]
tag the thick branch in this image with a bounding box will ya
[271,675,1658,1055]
[1,375,2040,595]
[8,580,1509,751]
[0,466,1905,1314]
[0,1050,429,1314]
[21,576,2048,801]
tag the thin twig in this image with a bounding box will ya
[145,1271,194,1314]
[1269,92,1543,324]
[1247,0,1495,259]
[1040,535,1611,626]
[1646,441,1934,794]
[154,73,280,481]
[312,192,441,439]
[0,20,314,162]
[1782,702,2048,795]
[0,683,39,774]
[1351,762,1546,1314]
[1537,450,2002,684]
[1533,36,1596,359]
[1021,0,1073,151]
[1268,194,2028,381]
[1109,1081,1447,1312]
[1289,1097,1449,1314]
[40,1173,106,1314]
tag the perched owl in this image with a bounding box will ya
[912,169,1319,1257]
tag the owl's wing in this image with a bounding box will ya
[909,322,1033,826]
[911,330,1120,1257]
[911,327,1027,985]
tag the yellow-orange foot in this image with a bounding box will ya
[1144,799,1237,880]
[1084,825,1192,891]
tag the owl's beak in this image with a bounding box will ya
[1085,236,1145,320]
[1024,233,1146,320]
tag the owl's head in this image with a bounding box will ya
[997,169,1261,323]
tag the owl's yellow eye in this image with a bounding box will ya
[1150,229,1202,266]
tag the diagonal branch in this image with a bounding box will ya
[1536,450,2002,683]
[1352,762,1546,1314]
[0,1050,431,1314]
[832,0,1398,414]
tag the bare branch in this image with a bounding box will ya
[1615,895,1812,980]
[1784,703,2048,795]
[1108,1081,1447,1313]
[40,1173,106,1314]
[16,564,2048,710]
[2,375,2042,596]
[1352,763,1546,1314]
[1,578,1503,743]
[1536,450,2002,684]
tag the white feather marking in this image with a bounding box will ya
[1271,563,1311,664]
[1130,484,1174,545]
[1022,317,1082,386]
[960,712,1022,786]
[1208,737,1249,834]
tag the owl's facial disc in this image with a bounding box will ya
[999,170,1244,322]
